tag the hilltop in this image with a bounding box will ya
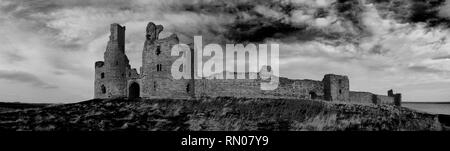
[0,97,446,131]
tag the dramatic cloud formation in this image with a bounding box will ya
[0,0,450,102]
[0,70,57,89]
[439,0,450,19]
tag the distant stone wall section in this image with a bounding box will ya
[94,22,402,106]
[349,90,401,106]
[349,92,374,104]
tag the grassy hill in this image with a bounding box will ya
[0,97,445,131]
[0,102,52,112]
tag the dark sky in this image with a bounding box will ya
[0,0,450,102]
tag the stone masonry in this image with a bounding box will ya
[94,22,401,106]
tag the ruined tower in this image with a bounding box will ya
[140,22,193,98]
[323,74,349,102]
[94,24,129,99]
[388,89,402,106]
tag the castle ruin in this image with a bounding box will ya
[94,22,402,106]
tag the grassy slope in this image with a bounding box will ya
[0,97,444,131]
[0,102,52,112]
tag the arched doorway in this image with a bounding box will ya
[309,91,317,100]
[101,85,106,94]
[128,82,140,99]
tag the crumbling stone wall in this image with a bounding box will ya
[349,90,401,106]
[290,79,324,99]
[94,24,130,99]
[94,61,106,98]
[375,95,395,105]
[192,75,324,100]
[195,79,260,98]
[349,91,373,104]
[140,22,193,99]
[262,78,323,99]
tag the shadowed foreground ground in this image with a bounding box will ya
[0,97,446,131]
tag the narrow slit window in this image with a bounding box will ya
[157,64,162,71]
[156,45,161,56]
[186,83,190,93]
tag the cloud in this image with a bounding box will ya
[0,48,26,64]
[1,0,450,102]
[369,0,450,27]
[0,70,57,89]
[170,0,368,43]
[408,65,446,73]
[439,0,450,18]
[433,55,450,60]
